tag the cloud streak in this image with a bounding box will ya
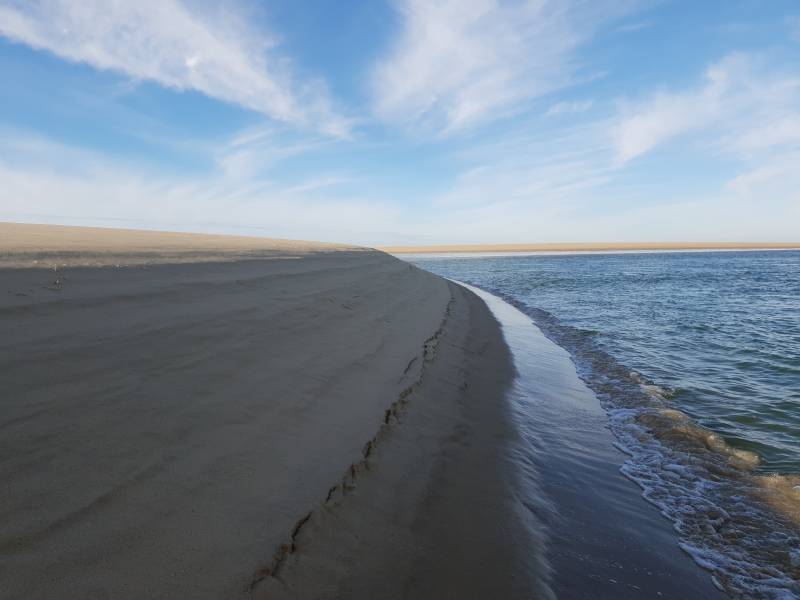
[545,100,593,117]
[0,133,397,244]
[612,53,800,163]
[1,4,798,245]
[0,0,351,136]
[372,0,637,134]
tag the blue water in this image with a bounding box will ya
[411,250,800,599]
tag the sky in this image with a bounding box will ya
[0,0,798,245]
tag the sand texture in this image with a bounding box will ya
[0,224,524,599]
[252,282,548,600]
[0,222,355,268]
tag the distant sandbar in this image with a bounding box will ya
[379,241,800,254]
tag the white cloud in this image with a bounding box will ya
[406,166,800,244]
[0,0,351,137]
[614,20,652,34]
[725,153,800,201]
[613,92,709,163]
[545,100,593,117]
[730,114,800,155]
[371,0,636,134]
[214,125,328,182]
[612,55,738,162]
[0,133,397,244]
[438,119,614,208]
[2,120,799,246]
[393,51,800,244]
[612,53,800,163]
[283,175,352,195]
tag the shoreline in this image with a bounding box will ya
[2,222,765,598]
[253,280,550,599]
[462,282,727,599]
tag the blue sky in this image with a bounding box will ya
[0,0,798,245]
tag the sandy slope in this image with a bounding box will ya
[0,221,354,268]
[0,224,524,599]
[252,282,548,600]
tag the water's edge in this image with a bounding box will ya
[412,249,800,600]
[459,281,728,599]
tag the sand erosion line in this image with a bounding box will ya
[398,355,418,383]
[248,287,456,594]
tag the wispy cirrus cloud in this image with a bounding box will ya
[400,50,800,244]
[0,132,397,243]
[612,53,800,163]
[545,99,593,117]
[407,138,800,244]
[614,20,653,34]
[371,0,638,134]
[0,0,352,137]
[214,125,331,182]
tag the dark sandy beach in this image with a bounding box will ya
[0,223,532,599]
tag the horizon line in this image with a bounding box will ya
[2,222,799,253]
[378,242,800,254]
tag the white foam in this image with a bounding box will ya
[465,282,800,599]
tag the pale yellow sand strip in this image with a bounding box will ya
[379,241,800,254]
[0,222,357,268]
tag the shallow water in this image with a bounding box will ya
[412,251,800,599]
[461,282,726,599]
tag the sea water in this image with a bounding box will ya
[411,250,800,599]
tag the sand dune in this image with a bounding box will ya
[0,221,355,268]
[0,224,528,599]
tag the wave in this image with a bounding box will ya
[480,286,800,599]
